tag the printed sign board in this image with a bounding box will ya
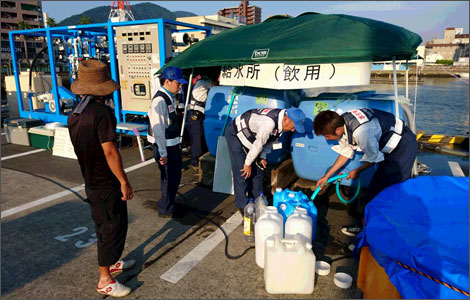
[219,62,371,89]
[52,127,78,160]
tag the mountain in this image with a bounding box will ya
[57,2,196,26]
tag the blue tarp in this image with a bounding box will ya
[356,176,469,299]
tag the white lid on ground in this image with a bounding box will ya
[315,261,331,276]
[334,272,353,289]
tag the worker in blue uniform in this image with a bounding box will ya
[186,75,217,170]
[225,107,306,215]
[313,108,418,237]
[147,67,188,218]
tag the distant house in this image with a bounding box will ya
[175,14,244,54]
[218,1,261,25]
[425,27,469,65]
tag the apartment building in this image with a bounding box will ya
[425,27,469,64]
[175,14,244,53]
[1,0,45,74]
[218,1,261,25]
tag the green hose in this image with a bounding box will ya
[310,173,361,204]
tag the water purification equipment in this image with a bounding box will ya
[285,207,313,243]
[254,207,283,268]
[264,234,316,294]
[272,188,317,240]
[291,91,408,188]
[115,23,172,113]
[203,86,294,165]
[8,18,211,130]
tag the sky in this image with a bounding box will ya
[42,1,470,44]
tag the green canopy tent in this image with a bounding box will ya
[168,12,422,139]
[162,12,422,70]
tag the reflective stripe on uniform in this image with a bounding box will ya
[236,131,253,150]
[166,137,180,147]
[392,118,403,135]
[190,105,205,113]
[382,119,405,153]
[235,115,254,149]
[381,132,402,154]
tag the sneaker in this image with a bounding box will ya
[96,279,131,297]
[109,259,136,276]
[341,225,362,237]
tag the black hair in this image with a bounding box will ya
[313,110,344,136]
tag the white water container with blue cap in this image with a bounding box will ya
[204,86,294,165]
[255,206,283,268]
[285,207,313,243]
[264,234,316,294]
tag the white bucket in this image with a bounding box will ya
[264,234,316,294]
[255,206,283,268]
[285,207,313,242]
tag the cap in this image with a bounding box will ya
[286,107,306,133]
[162,66,188,84]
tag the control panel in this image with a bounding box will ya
[115,24,172,112]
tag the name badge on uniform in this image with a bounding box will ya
[168,105,175,113]
[272,142,282,150]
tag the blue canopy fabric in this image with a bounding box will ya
[356,176,469,299]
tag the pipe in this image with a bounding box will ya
[180,68,194,143]
[392,56,399,119]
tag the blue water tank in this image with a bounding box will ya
[291,91,407,188]
[204,86,294,165]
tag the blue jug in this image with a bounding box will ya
[273,188,317,240]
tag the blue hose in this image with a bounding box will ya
[310,173,361,204]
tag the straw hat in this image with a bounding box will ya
[71,59,120,96]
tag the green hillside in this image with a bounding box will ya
[57,2,196,26]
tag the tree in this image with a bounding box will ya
[46,17,57,27]
[78,15,91,24]
[17,20,33,68]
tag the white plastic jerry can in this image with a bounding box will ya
[285,207,313,243]
[255,206,283,268]
[264,234,316,294]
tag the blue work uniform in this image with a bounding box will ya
[187,79,212,167]
[339,108,418,209]
[225,108,285,209]
[147,87,182,215]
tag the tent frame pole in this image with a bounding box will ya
[180,68,194,143]
[392,56,399,119]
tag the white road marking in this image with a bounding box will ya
[1,185,85,218]
[1,132,6,136]
[160,212,243,284]
[1,149,46,161]
[448,161,465,177]
[124,158,154,172]
[1,159,155,219]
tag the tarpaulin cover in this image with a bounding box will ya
[357,176,469,299]
[162,12,422,71]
